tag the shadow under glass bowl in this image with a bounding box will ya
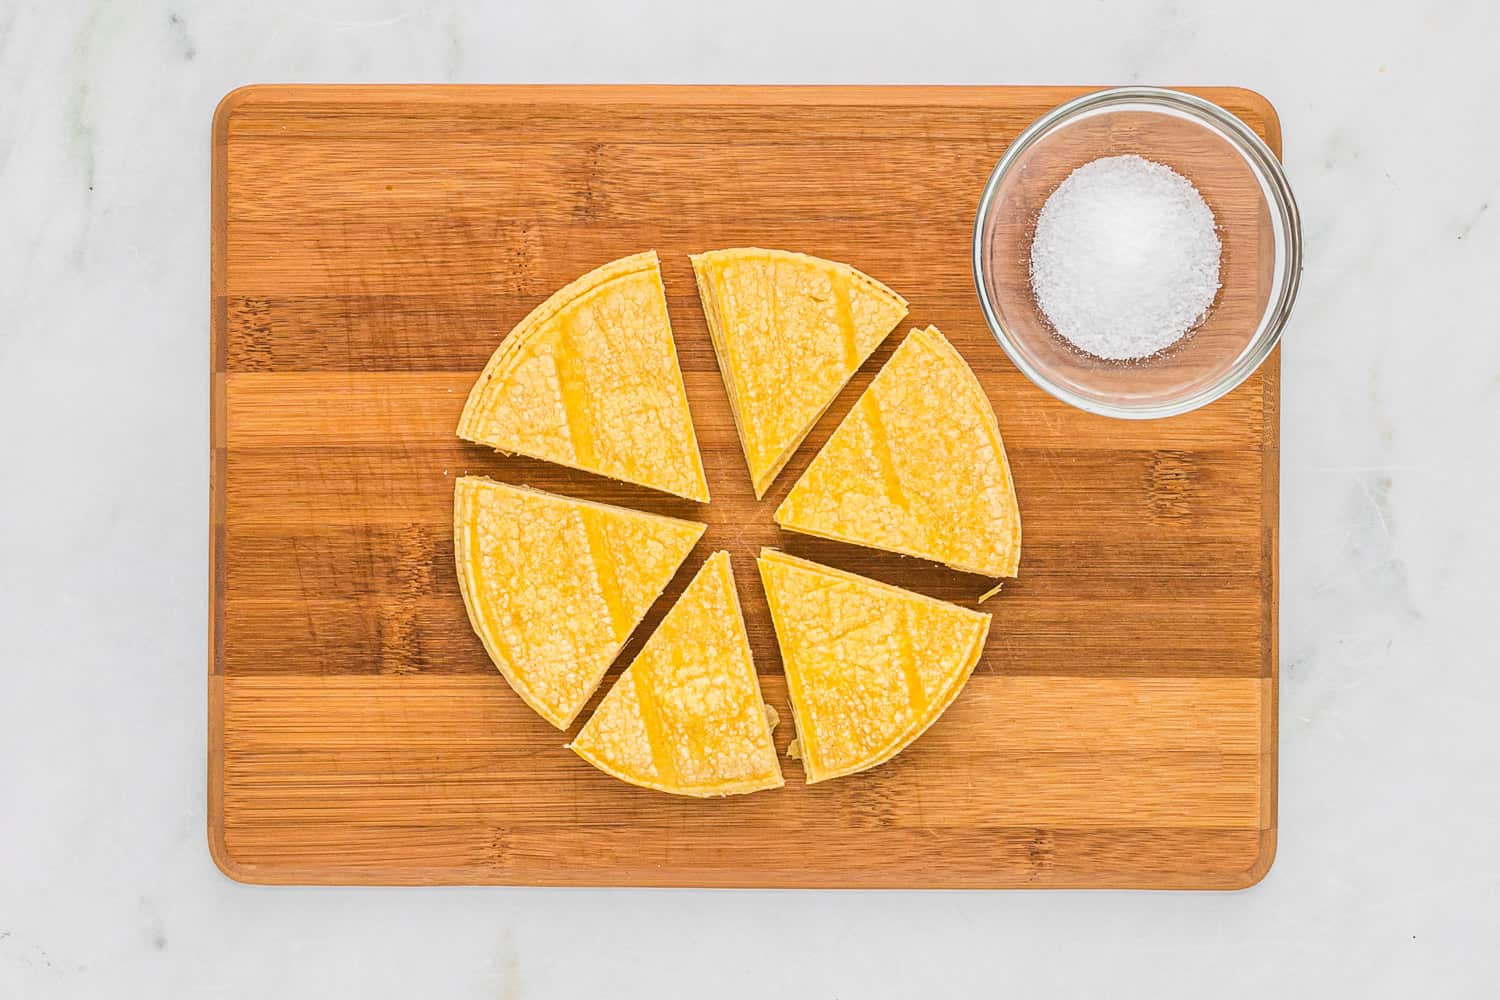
[972,87,1302,419]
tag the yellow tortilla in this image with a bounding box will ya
[454,476,704,729]
[775,326,1022,578]
[757,549,991,783]
[570,552,783,797]
[690,248,907,498]
[458,251,710,502]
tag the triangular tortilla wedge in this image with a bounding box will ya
[690,248,907,498]
[454,476,704,729]
[775,326,1022,578]
[570,552,783,797]
[459,251,710,502]
[757,549,991,784]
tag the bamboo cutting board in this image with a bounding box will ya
[210,85,1279,888]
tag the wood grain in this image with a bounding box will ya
[210,85,1280,888]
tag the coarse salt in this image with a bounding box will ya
[1029,154,1221,361]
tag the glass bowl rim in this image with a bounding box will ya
[970,86,1303,420]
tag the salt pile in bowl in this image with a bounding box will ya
[1029,154,1221,361]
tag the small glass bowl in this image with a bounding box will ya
[972,87,1302,419]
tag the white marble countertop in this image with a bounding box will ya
[3,1,1497,996]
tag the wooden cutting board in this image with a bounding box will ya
[210,85,1279,888]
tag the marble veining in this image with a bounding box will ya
[1,0,1498,997]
